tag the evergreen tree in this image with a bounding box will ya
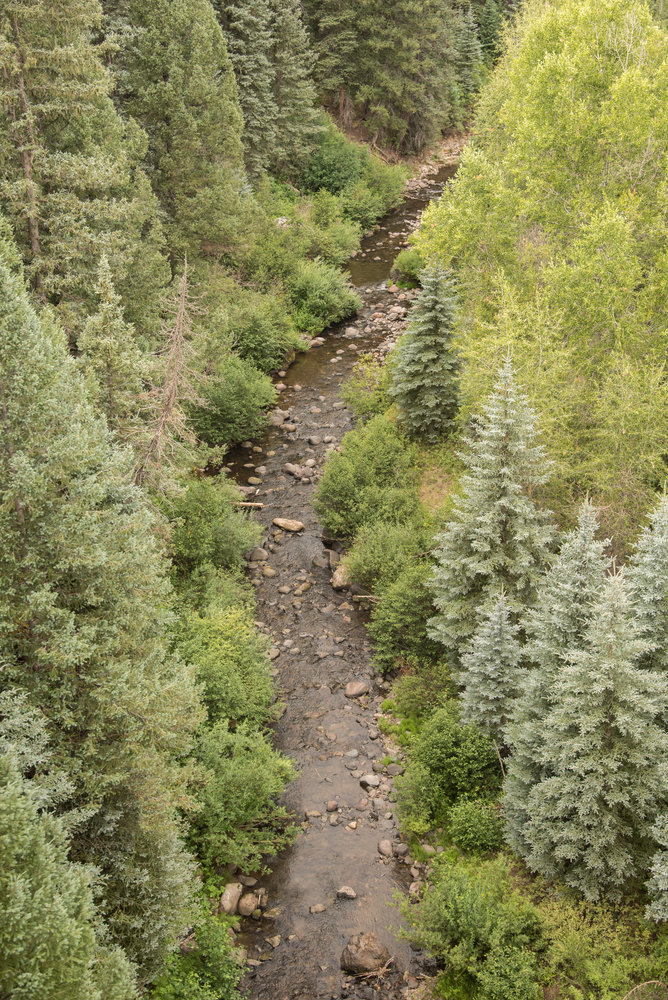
[79,255,146,442]
[0,0,168,337]
[504,501,611,857]
[0,252,199,980]
[0,754,138,1000]
[478,0,503,58]
[214,0,278,175]
[267,0,320,174]
[302,0,358,125]
[104,0,247,260]
[646,815,668,922]
[627,493,668,673]
[519,572,668,900]
[456,5,484,98]
[389,266,460,442]
[429,358,554,669]
[460,590,522,742]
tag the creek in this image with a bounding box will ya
[225,162,457,1000]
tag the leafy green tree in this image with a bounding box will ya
[460,590,522,743]
[429,359,554,669]
[627,493,668,673]
[104,0,247,261]
[78,255,146,441]
[520,573,668,901]
[0,754,138,1000]
[389,266,460,442]
[0,0,168,337]
[504,502,611,858]
[0,254,199,980]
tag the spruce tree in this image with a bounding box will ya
[627,493,668,673]
[0,252,198,980]
[646,815,668,922]
[79,255,146,442]
[0,754,138,1000]
[519,572,668,901]
[389,266,460,442]
[478,0,503,58]
[504,501,611,857]
[302,0,358,125]
[0,0,168,337]
[460,590,522,742]
[456,6,484,98]
[429,358,554,669]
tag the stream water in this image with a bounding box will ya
[225,163,457,1000]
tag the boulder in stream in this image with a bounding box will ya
[219,883,243,915]
[340,933,391,974]
[272,518,304,532]
[345,680,369,699]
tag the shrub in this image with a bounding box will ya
[169,478,261,575]
[447,799,504,855]
[176,565,255,615]
[190,721,296,874]
[231,296,302,372]
[341,157,405,230]
[300,120,365,194]
[315,413,420,538]
[152,908,243,1000]
[289,257,360,333]
[344,519,429,593]
[177,605,274,727]
[403,856,544,1000]
[397,701,501,830]
[369,560,444,674]
[393,661,452,721]
[190,355,276,446]
[341,352,394,418]
[392,248,424,287]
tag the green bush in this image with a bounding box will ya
[397,701,501,831]
[393,661,452,721]
[403,856,543,1000]
[177,605,274,727]
[176,564,255,615]
[231,296,302,372]
[152,908,243,1000]
[190,354,276,446]
[289,257,360,333]
[190,721,296,874]
[314,413,420,538]
[392,247,424,287]
[447,799,504,855]
[344,519,429,593]
[169,478,261,575]
[300,120,365,194]
[341,352,394,418]
[341,159,405,231]
[369,560,444,674]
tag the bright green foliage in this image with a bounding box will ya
[504,501,610,859]
[106,0,247,259]
[389,266,460,442]
[315,413,420,538]
[168,478,261,576]
[370,560,445,675]
[402,855,543,1000]
[392,247,425,288]
[152,908,243,1000]
[519,573,668,901]
[78,255,146,441]
[344,519,430,594]
[190,354,276,447]
[177,605,274,727]
[429,359,554,669]
[0,0,167,337]
[190,721,296,874]
[341,352,394,419]
[414,0,668,536]
[460,590,522,742]
[0,258,198,980]
[289,257,360,332]
[397,702,501,833]
[627,494,668,673]
[0,755,138,1000]
[447,799,504,855]
[647,815,668,922]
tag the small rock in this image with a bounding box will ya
[219,883,243,916]
[247,476,262,485]
[340,933,391,975]
[356,798,369,810]
[422,844,437,857]
[237,892,260,917]
[329,813,340,826]
[394,843,409,858]
[337,886,357,900]
[249,548,268,562]
[262,566,276,578]
[265,935,281,949]
[377,839,393,857]
[310,903,327,914]
[305,810,322,819]
[331,565,349,590]
[272,518,304,533]
[239,875,258,887]
[345,680,369,699]
[387,763,404,776]
[360,774,381,789]
[326,800,339,812]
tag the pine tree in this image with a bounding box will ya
[389,266,460,442]
[302,0,358,126]
[429,358,554,669]
[214,0,278,175]
[646,815,668,922]
[267,0,320,174]
[504,501,611,857]
[0,0,168,337]
[0,754,138,1000]
[460,590,522,742]
[519,572,668,901]
[627,493,668,673]
[104,0,247,260]
[0,253,199,980]
[456,5,484,98]
[478,0,503,58]
[79,255,146,442]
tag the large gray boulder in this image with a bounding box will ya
[340,932,391,974]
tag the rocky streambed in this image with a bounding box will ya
[221,157,458,1000]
